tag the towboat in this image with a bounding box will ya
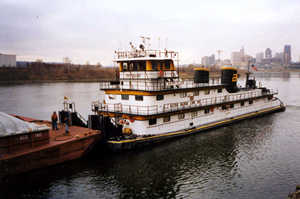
[90,38,285,151]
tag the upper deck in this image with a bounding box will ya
[114,49,179,62]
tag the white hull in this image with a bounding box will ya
[123,97,281,136]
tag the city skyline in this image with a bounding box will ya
[1,0,300,65]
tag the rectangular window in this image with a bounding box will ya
[135,95,143,101]
[138,61,146,71]
[249,100,253,104]
[204,90,210,95]
[151,61,158,70]
[222,105,227,110]
[165,61,170,69]
[121,94,129,100]
[156,95,164,101]
[193,90,199,96]
[180,92,187,98]
[163,116,170,123]
[123,62,128,71]
[149,118,157,125]
[230,104,234,108]
[241,101,245,106]
[204,108,210,114]
[191,111,198,118]
[217,88,222,93]
[178,113,185,120]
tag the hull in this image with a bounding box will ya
[0,134,100,180]
[0,117,102,181]
[107,105,285,151]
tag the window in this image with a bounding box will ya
[230,104,234,108]
[178,113,185,120]
[191,111,198,118]
[123,62,128,71]
[204,108,210,114]
[135,95,143,101]
[241,101,245,106]
[165,60,170,69]
[249,100,253,105]
[139,61,146,71]
[180,92,187,98]
[151,61,158,70]
[121,94,129,100]
[217,88,222,93]
[222,105,227,110]
[156,95,164,101]
[193,90,199,96]
[163,116,170,123]
[149,118,157,125]
[204,90,210,95]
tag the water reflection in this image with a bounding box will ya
[0,78,300,199]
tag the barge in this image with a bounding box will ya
[90,37,285,151]
[0,112,101,181]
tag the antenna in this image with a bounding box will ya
[140,36,150,49]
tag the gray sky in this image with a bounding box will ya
[1,0,300,65]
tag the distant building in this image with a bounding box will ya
[283,45,291,65]
[0,53,16,67]
[265,48,272,59]
[256,52,264,63]
[231,51,243,66]
[231,47,252,69]
[201,54,215,66]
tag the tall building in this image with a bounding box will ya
[265,48,272,59]
[0,53,16,67]
[283,45,291,65]
[256,52,264,63]
[201,54,215,66]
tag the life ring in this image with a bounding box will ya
[159,70,164,77]
[119,119,124,125]
[130,118,135,123]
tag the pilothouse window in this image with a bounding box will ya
[165,61,170,69]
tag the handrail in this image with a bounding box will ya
[92,89,278,116]
[99,79,222,91]
[114,49,179,60]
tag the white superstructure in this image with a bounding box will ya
[92,38,284,139]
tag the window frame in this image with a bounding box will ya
[149,118,157,125]
[121,94,129,100]
[156,94,164,101]
[135,95,144,101]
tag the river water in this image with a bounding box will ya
[0,75,300,199]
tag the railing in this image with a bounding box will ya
[114,49,179,60]
[92,89,278,116]
[99,79,222,91]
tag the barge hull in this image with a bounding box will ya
[107,105,285,151]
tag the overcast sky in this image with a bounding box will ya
[1,0,300,65]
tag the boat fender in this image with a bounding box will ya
[159,70,164,77]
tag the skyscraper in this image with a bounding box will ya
[256,52,264,63]
[283,45,291,65]
[265,48,272,59]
